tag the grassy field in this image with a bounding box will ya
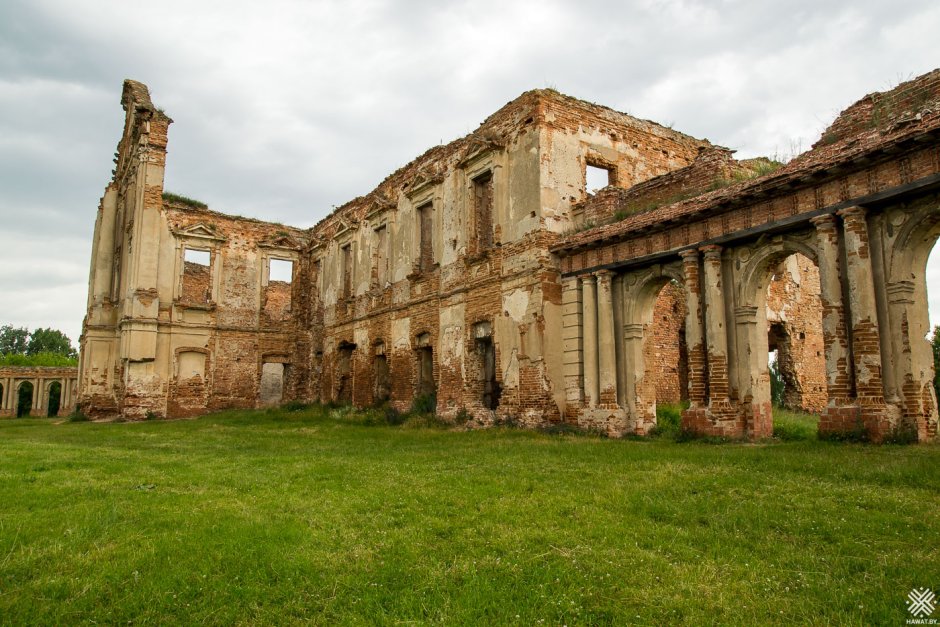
[1,406,938,624]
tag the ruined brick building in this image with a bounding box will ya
[79,71,940,441]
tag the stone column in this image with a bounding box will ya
[811,214,852,405]
[701,245,730,408]
[596,271,618,406]
[561,277,584,416]
[680,249,707,408]
[581,274,599,406]
[837,207,886,404]
[33,378,40,415]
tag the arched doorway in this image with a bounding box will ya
[736,238,824,439]
[883,199,940,438]
[17,381,33,417]
[47,381,62,417]
[618,263,687,434]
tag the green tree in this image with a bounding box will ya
[0,325,29,355]
[26,327,77,358]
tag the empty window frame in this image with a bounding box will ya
[472,171,494,252]
[263,258,294,320]
[341,244,353,299]
[417,202,433,272]
[585,163,613,194]
[181,247,212,305]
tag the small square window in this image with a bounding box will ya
[586,164,612,194]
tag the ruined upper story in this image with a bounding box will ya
[552,69,940,256]
[306,88,712,311]
[89,81,717,333]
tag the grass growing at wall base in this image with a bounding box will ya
[0,406,938,624]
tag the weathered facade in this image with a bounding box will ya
[80,71,940,441]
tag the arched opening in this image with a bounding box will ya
[887,201,940,439]
[47,381,62,417]
[17,382,33,417]
[740,246,825,439]
[618,266,687,435]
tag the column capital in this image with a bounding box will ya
[699,244,723,260]
[810,213,838,231]
[578,273,597,284]
[837,205,867,222]
[679,248,700,261]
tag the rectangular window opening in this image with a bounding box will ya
[181,247,211,305]
[417,202,433,272]
[341,244,353,298]
[373,226,388,287]
[184,248,211,266]
[268,258,294,284]
[263,258,293,321]
[586,163,613,194]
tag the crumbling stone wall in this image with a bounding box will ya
[80,72,940,443]
[650,281,688,404]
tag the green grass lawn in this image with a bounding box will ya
[1,407,938,625]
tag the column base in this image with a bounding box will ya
[819,400,905,442]
[681,401,745,439]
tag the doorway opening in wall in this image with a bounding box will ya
[336,343,355,404]
[643,280,689,436]
[47,381,62,417]
[764,253,825,440]
[373,341,390,405]
[17,382,33,417]
[260,362,285,406]
[473,322,500,410]
[414,333,435,413]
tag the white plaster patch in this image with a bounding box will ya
[503,288,529,322]
[392,318,411,351]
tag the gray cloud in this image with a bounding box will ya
[2,0,939,345]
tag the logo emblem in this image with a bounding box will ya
[908,588,936,618]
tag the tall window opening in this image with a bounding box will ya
[264,258,294,321]
[417,202,433,272]
[341,244,353,299]
[472,172,494,252]
[373,226,388,288]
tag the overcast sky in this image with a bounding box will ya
[1,0,939,347]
